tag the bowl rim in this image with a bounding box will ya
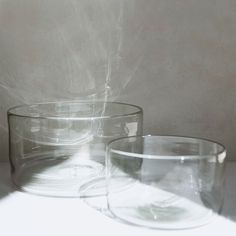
[7,101,143,120]
[107,134,226,161]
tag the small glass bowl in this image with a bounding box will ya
[106,135,226,229]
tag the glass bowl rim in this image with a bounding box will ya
[7,101,143,120]
[107,134,226,161]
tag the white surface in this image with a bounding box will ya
[0,162,236,236]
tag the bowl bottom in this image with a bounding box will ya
[11,155,104,197]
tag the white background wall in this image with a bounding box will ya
[1,0,236,160]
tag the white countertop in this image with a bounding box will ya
[0,162,235,236]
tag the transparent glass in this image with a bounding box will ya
[8,101,143,197]
[107,135,226,229]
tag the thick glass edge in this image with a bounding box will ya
[7,101,143,120]
[107,134,226,160]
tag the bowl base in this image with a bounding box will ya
[12,155,104,197]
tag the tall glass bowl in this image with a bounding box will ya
[106,135,226,229]
[8,101,143,197]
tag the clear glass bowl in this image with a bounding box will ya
[107,135,226,229]
[8,101,143,197]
